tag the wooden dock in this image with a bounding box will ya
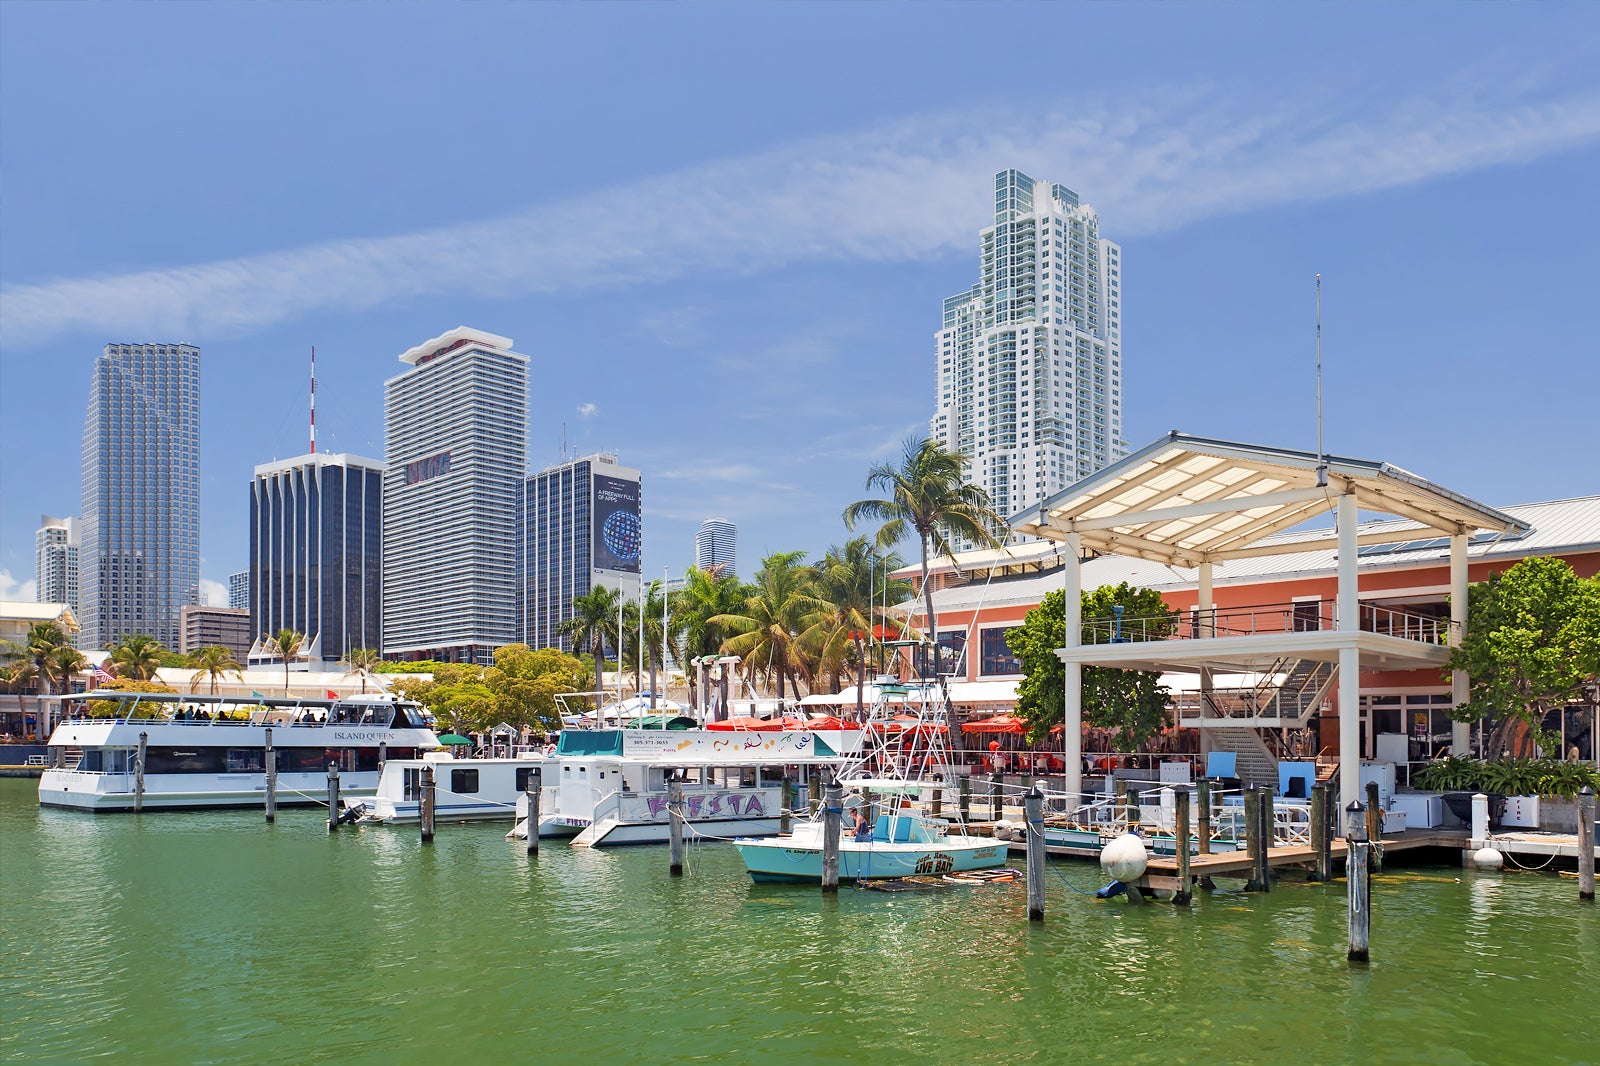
[1135,828,1469,890]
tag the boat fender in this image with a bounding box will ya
[1471,847,1503,870]
[1095,880,1128,899]
[993,818,1015,841]
[1100,830,1149,883]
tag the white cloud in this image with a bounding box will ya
[5,85,1598,346]
[576,402,598,418]
[0,570,38,602]
[199,578,228,607]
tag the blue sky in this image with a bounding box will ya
[2,3,1598,606]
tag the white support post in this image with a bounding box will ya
[1449,533,1471,757]
[1061,533,1084,807]
[1337,491,1362,812]
[1197,561,1214,638]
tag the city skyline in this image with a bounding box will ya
[3,6,1598,608]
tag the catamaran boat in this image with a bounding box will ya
[38,691,438,812]
[506,725,861,847]
[733,678,1007,884]
[348,750,552,824]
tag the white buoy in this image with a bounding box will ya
[1472,847,1503,869]
[1101,831,1149,882]
[994,818,1016,841]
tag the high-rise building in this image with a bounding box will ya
[228,571,250,611]
[180,605,252,657]
[35,515,80,623]
[249,452,384,666]
[932,170,1124,536]
[695,518,736,576]
[384,327,528,664]
[524,453,642,653]
[80,342,201,650]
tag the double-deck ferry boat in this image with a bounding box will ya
[38,691,438,812]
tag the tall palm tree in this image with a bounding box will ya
[48,644,87,696]
[110,633,166,682]
[187,645,242,695]
[270,628,306,695]
[711,551,826,703]
[559,585,621,701]
[25,623,75,698]
[623,580,671,709]
[844,436,1003,730]
[341,647,384,694]
[813,537,914,720]
[672,566,747,710]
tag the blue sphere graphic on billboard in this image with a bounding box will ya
[592,474,641,574]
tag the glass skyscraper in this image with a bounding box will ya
[695,517,736,576]
[249,452,383,665]
[384,327,528,664]
[524,453,641,653]
[35,515,80,614]
[932,170,1125,538]
[80,343,201,651]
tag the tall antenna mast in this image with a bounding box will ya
[1315,275,1325,487]
[310,345,317,455]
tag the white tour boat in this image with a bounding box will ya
[38,691,438,812]
[348,750,552,824]
[506,725,861,847]
[733,678,1007,884]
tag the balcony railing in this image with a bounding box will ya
[1082,600,1456,646]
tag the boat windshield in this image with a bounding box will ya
[329,702,395,727]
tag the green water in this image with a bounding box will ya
[2,779,1594,1065]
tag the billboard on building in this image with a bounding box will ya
[593,474,641,574]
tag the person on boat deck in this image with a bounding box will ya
[843,789,871,840]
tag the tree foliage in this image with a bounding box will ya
[110,634,167,682]
[484,644,587,734]
[84,678,180,718]
[1008,583,1176,748]
[1444,556,1600,757]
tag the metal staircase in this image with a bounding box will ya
[1193,658,1339,789]
[1203,726,1279,789]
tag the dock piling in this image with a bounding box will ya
[264,726,277,823]
[525,767,541,856]
[1025,784,1046,922]
[1173,787,1192,905]
[959,775,971,824]
[1470,792,1489,850]
[821,779,842,895]
[1579,787,1595,902]
[420,764,436,843]
[1243,787,1263,891]
[780,775,794,835]
[326,765,341,833]
[808,770,822,818]
[1365,780,1384,873]
[991,772,1003,822]
[1346,800,1370,963]
[378,741,387,773]
[135,732,147,814]
[1196,779,1211,855]
[1256,789,1273,892]
[931,776,943,819]
[1114,778,1129,829]
[668,782,685,877]
[1309,783,1329,881]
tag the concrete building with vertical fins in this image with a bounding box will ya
[695,518,736,576]
[36,516,80,635]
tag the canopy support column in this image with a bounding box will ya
[1450,533,1471,757]
[1061,533,1083,806]
[1337,491,1362,811]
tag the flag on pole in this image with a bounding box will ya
[251,690,266,701]
[90,666,115,686]
[326,689,339,699]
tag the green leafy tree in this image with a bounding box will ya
[110,633,167,682]
[485,644,588,735]
[711,551,826,701]
[810,537,913,717]
[1008,584,1176,748]
[85,678,180,718]
[559,585,622,702]
[1445,556,1600,758]
[672,566,749,708]
[843,436,1002,731]
[269,628,306,695]
[187,645,242,695]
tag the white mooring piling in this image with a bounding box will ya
[135,732,147,814]
[821,779,842,895]
[264,726,277,823]
[420,764,436,843]
[668,782,685,877]
[1025,783,1046,922]
[525,766,541,856]
[1346,800,1370,964]
[1578,786,1595,903]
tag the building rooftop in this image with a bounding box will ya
[397,326,516,366]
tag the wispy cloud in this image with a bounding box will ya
[0,570,38,601]
[5,84,1598,346]
[199,578,228,607]
[576,402,598,418]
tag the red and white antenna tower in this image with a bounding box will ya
[310,345,317,455]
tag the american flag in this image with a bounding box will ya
[90,665,115,687]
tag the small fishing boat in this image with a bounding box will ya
[38,691,437,812]
[348,750,551,824]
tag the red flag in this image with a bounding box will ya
[326,689,339,699]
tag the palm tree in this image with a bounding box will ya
[341,647,384,694]
[844,436,1003,730]
[187,645,242,695]
[711,551,827,703]
[110,633,166,682]
[673,566,748,710]
[270,628,306,695]
[622,580,671,709]
[813,537,914,720]
[49,644,87,696]
[559,585,621,702]
[24,623,75,698]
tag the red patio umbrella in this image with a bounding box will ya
[802,715,863,730]
[706,716,787,731]
[961,713,1027,735]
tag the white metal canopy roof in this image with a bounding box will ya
[1009,432,1528,567]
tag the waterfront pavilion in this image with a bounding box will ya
[1010,432,1527,810]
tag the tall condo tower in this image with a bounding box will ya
[35,515,80,619]
[695,518,737,576]
[932,170,1124,538]
[383,327,528,664]
[80,342,201,650]
[227,571,250,611]
[249,452,384,666]
[524,453,642,653]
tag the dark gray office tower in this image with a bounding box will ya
[249,452,383,665]
[524,453,641,653]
